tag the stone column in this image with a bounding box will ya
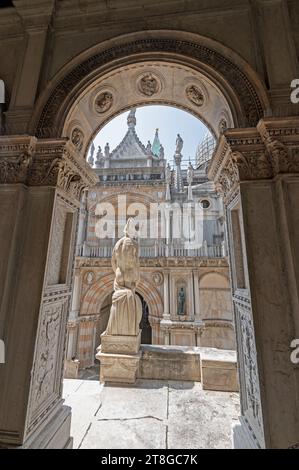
[162,271,170,320]
[208,117,299,449]
[192,270,200,320]
[65,268,82,360]
[0,136,97,448]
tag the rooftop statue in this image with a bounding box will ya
[187,162,194,185]
[105,218,142,336]
[175,133,183,154]
[105,142,110,158]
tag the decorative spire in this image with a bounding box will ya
[151,128,161,157]
[127,108,136,129]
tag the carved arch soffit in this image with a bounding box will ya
[31,34,269,138]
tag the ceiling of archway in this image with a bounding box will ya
[63,61,233,158]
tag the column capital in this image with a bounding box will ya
[208,117,299,202]
[0,136,98,202]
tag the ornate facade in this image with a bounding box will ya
[65,109,235,369]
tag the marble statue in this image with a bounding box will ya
[146,140,152,155]
[105,218,142,336]
[105,142,110,158]
[175,133,183,154]
[187,162,194,185]
[177,287,186,315]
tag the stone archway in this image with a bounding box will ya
[2,25,298,450]
[82,272,163,321]
[30,31,269,147]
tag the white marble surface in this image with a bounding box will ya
[63,377,240,449]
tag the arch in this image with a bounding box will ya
[30,30,270,141]
[199,271,230,288]
[81,272,163,320]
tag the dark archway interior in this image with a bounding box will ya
[137,292,152,344]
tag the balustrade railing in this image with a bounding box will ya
[76,240,226,258]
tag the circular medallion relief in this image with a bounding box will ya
[137,73,161,97]
[71,127,84,151]
[85,271,95,284]
[185,84,204,107]
[94,91,113,114]
[152,272,164,286]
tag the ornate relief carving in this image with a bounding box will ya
[185,84,204,106]
[218,156,239,198]
[137,73,160,96]
[0,138,97,200]
[36,38,265,137]
[71,127,84,151]
[235,299,263,438]
[94,91,113,114]
[232,150,273,181]
[26,301,65,435]
[0,152,32,184]
[259,124,299,175]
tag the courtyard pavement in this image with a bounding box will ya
[63,375,240,449]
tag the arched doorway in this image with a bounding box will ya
[2,25,298,451]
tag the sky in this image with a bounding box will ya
[90,105,210,167]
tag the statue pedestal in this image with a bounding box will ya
[96,331,141,384]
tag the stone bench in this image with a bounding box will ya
[138,345,239,392]
[139,345,201,382]
[199,347,239,392]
